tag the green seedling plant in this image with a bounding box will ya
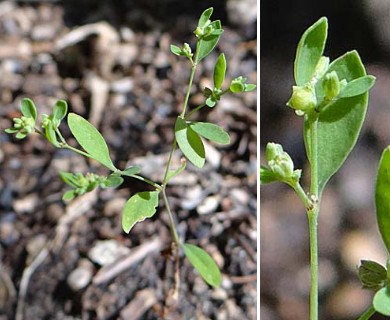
[5,8,255,292]
[260,17,376,319]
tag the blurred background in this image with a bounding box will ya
[261,1,390,319]
[0,1,257,319]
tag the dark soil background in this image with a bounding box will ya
[261,1,390,320]
[0,1,257,319]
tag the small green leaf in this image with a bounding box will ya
[189,122,230,145]
[166,158,187,182]
[15,132,27,139]
[175,117,205,168]
[53,100,68,122]
[170,44,182,56]
[197,20,223,62]
[119,166,141,177]
[358,260,387,290]
[375,147,390,253]
[21,98,37,121]
[5,128,19,133]
[122,191,159,233]
[244,84,256,92]
[213,53,226,89]
[373,286,390,316]
[182,243,221,287]
[205,97,217,107]
[198,7,213,28]
[230,82,245,93]
[260,166,278,184]
[59,171,80,188]
[294,17,328,86]
[339,75,376,98]
[44,122,59,147]
[68,113,117,171]
[62,190,76,201]
[103,174,124,188]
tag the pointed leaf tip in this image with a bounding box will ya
[67,113,117,171]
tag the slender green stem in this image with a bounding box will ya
[290,182,311,209]
[357,305,375,320]
[308,115,319,320]
[130,174,162,191]
[180,42,200,117]
[184,103,206,120]
[308,206,319,320]
[162,189,180,245]
[162,140,177,186]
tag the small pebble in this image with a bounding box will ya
[88,239,130,266]
[110,77,134,93]
[211,287,228,300]
[197,195,219,215]
[67,259,94,291]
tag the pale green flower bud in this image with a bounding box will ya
[265,142,298,182]
[323,71,340,100]
[266,142,284,162]
[269,156,294,178]
[287,85,317,114]
[182,43,193,59]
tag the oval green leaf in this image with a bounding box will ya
[373,286,390,316]
[170,44,182,56]
[339,75,376,98]
[59,171,80,188]
[375,147,390,253]
[294,17,328,86]
[244,83,257,92]
[68,113,117,171]
[53,100,68,122]
[182,243,221,287]
[189,122,230,145]
[62,190,76,201]
[213,53,226,89]
[21,98,37,121]
[44,122,59,147]
[358,260,387,290]
[197,20,222,62]
[103,174,124,188]
[198,7,213,28]
[175,117,205,168]
[122,191,159,233]
[305,51,370,195]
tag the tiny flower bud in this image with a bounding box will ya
[323,71,340,100]
[269,156,294,178]
[265,143,298,182]
[287,85,317,114]
[266,142,284,162]
[182,43,193,57]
